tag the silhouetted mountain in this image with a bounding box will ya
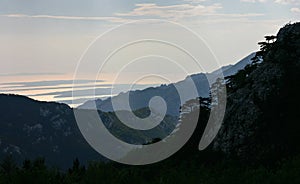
[0,94,101,168]
[79,52,256,116]
[0,94,176,168]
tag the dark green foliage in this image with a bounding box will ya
[0,155,300,184]
[225,63,258,92]
[0,157,62,184]
[0,155,17,175]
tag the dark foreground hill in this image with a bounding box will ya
[0,94,176,169]
[0,94,102,168]
[212,22,300,164]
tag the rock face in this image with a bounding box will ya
[212,22,300,163]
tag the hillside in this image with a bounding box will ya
[212,22,300,163]
[0,94,101,168]
[0,94,176,168]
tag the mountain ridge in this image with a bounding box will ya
[79,52,256,116]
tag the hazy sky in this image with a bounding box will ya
[0,0,299,79]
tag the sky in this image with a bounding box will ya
[0,0,299,106]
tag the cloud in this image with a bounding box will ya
[1,84,111,93]
[241,0,300,4]
[115,3,222,19]
[0,3,262,24]
[2,14,130,23]
[0,72,64,77]
[1,80,105,88]
[2,2,265,24]
[115,3,263,20]
[210,13,264,17]
[291,7,300,12]
[183,0,208,4]
[28,84,151,98]
[240,0,268,3]
[275,0,300,5]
